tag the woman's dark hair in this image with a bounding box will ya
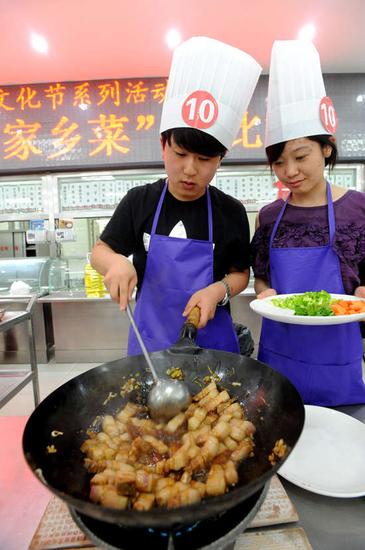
[266,135,338,169]
[161,127,227,159]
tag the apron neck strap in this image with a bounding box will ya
[206,186,213,242]
[326,181,336,244]
[269,194,289,248]
[151,181,168,235]
[269,181,336,247]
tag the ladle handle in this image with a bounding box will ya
[126,303,159,384]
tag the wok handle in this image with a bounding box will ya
[186,306,200,328]
[170,306,201,353]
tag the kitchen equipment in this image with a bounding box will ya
[69,485,268,550]
[126,302,191,421]
[23,318,304,528]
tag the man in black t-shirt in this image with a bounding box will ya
[91,37,261,355]
[91,128,250,354]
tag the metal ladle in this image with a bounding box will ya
[126,303,192,421]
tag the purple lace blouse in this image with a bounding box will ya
[251,190,365,295]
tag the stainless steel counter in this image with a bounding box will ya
[0,296,52,364]
[39,292,131,362]
[0,296,40,409]
[39,290,262,363]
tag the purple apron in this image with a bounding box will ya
[258,182,365,406]
[128,183,239,356]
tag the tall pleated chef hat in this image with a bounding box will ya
[160,36,262,150]
[265,40,338,148]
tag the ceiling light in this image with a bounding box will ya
[356,94,365,103]
[165,29,181,50]
[30,32,48,54]
[297,24,316,42]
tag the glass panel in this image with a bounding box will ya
[58,219,90,258]
[57,172,164,212]
[325,167,359,189]
[216,165,362,209]
[0,257,51,294]
[48,257,87,293]
[0,176,45,214]
[58,218,111,258]
[216,169,275,204]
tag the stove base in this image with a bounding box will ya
[70,482,269,550]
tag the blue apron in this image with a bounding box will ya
[258,182,365,405]
[128,183,239,355]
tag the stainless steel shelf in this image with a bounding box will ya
[0,311,28,329]
[0,295,40,409]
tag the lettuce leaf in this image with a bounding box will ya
[271,290,335,316]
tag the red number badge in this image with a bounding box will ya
[182,90,219,129]
[320,96,338,134]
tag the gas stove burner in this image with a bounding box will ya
[69,482,268,550]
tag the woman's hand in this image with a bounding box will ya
[256,288,277,299]
[254,277,276,299]
[183,282,226,329]
[354,286,365,299]
[103,256,137,310]
[354,286,365,322]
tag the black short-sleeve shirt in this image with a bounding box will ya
[100,179,250,290]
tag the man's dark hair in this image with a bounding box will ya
[266,135,338,169]
[161,127,227,159]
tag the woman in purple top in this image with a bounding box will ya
[252,134,365,405]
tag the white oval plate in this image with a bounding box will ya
[250,293,365,325]
[278,405,365,497]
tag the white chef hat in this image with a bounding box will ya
[265,40,338,148]
[160,36,262,150]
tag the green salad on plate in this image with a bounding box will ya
[271,290,335,317]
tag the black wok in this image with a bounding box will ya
[23,322,304,529]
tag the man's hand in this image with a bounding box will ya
[183,282,227,329]
[103,256,137,310]
[91,240,137,310]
